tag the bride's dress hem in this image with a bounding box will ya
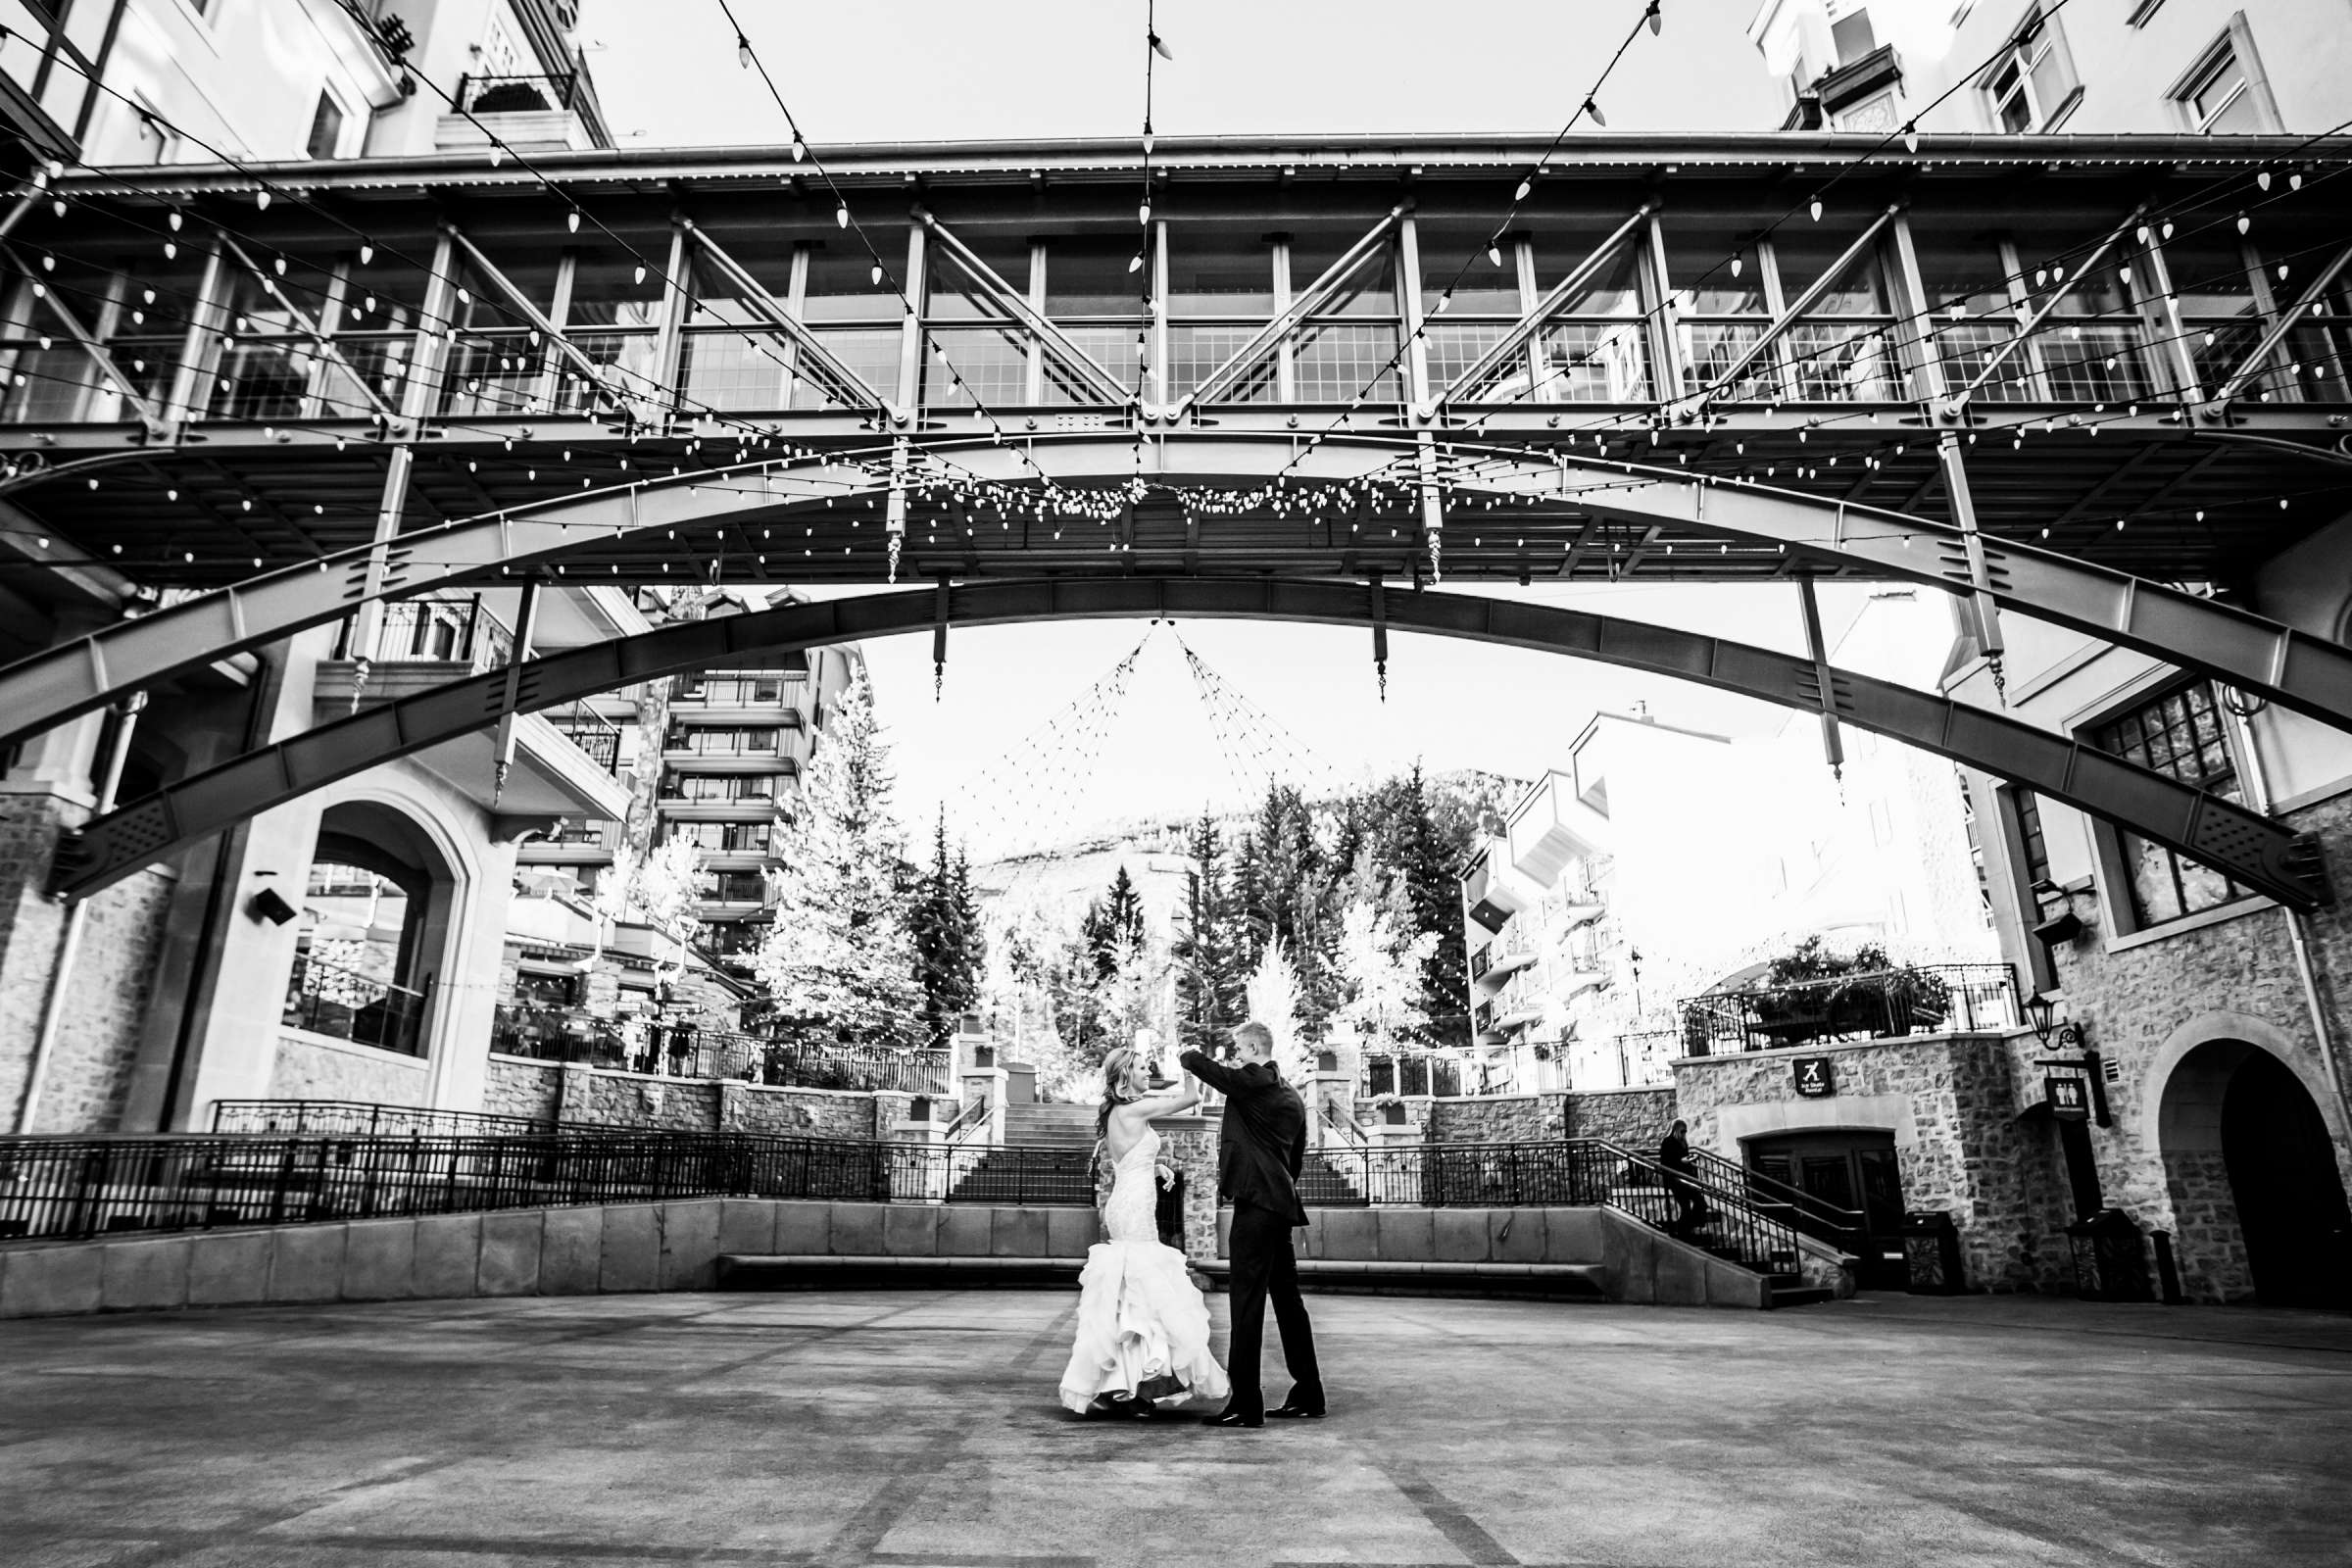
[1055,1128,1230,1415]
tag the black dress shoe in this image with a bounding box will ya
[1206,1408,1263,1428]
[1267,1402,1326,1419]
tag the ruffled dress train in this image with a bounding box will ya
[1056,1127,1230,1413]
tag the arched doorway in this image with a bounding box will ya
[2222,1054,2352,1308]
[284,800,457,1059]
[2158,1038,2352,1308]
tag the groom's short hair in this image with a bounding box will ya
[1230,1020,1274,1057]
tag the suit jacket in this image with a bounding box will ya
[1180,1049,1308,1227]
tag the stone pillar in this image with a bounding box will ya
[557,1062,598,1126]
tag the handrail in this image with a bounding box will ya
[1319,1104,1369,1152]
[1685,1146,1865,1252]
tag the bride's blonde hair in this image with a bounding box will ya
[1096,1048,1146,1138]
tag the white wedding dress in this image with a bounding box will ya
[1056,1126,1231,1413]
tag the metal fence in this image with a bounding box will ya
[489,1016,953,1097]
[211,1101,548,1138]
[1675,963,2019,1057]
[0,1132,1101,1243]
[1301,1138,1803,1275]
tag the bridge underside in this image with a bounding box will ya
[56,580,2325,910]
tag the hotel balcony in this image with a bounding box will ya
[434,74,601,155]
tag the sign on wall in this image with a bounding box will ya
[2044,1072,2089,1122]
[1791,1056,1837,1098]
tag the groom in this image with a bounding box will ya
[1179,1020,1326,1428]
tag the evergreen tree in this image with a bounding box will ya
[908,816,986,1049]
[1228,830,1267,968]
[1391,762,1471,1048]
[1172,810,1249,1054]
[753,668,923,1047]
[1081,864,1146,979]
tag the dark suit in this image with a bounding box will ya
[1181,1049,1324,1418]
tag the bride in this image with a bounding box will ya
[1056,1036,1231,1418]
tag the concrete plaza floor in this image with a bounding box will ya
[2,1290,2348,1567]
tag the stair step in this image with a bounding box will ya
[1770,1284,1836,1309]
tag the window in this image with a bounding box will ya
[1830,8,1878,65]
[2012,788,2051,888]
[1982,7,2080,132]
[2087,683,2251,928]
[2174,34,2274,133]
[305,91,345,160]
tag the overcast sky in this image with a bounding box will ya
[580,2,1870,848]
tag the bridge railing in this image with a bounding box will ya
[1674,963,2019,1057]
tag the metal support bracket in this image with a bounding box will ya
[912,206,1134,407]
[1695,204,1902,405]
[1955,202,2148,404]
[490,577,541,805]
[2206,239,2352,412]
[0,239,170,436]
[681,219,891,420]
[1797,571,1844,783]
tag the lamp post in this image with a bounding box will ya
[2027,992,2111,1127]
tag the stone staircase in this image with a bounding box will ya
[1000,1103,1100,1149]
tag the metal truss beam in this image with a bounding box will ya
[55,578,2322,909]
[7,431,2352,751]
[1184,204,1406,409]
[441,224,626,423]
[678,220,890,420]
[213,230,401,429]
[1694,204,1901,407]
[0,240,168,435]
[1954,202,2146,405]
[1437,203,1653,411]
[911,207,1133,407]
[2208,240,2352,411]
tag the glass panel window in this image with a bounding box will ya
[1286,230,1395,317]
[1662,222,1766,317]
[305,91,345,160]
[2179,41,2266,132]
[802,234,906,322]
[1166,231,1274,318]
[926,235,1027,320]
[1528,227,1642,315]
[1044,238,1144,318]
[2087,683,2249,927]
[1414,223,1523,316]
[1983,7,2078,130]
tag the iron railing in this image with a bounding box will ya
[0,1132,1101,1242]
[1686,1147,1866,1254]
[1675,962,2019,1057]
[282,950,426,1056]
[488,1016,954,1097]
[211,1101,548,1138]
[1298,1138,1804,1275]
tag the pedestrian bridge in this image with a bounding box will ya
[1,131,2348,902]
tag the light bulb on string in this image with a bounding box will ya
[835,204,850,228]
[566,211,580,233]
[1583,97,1605,127]
[737,33,753,68]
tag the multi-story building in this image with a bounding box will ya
[1750,0,2338,137]
[8,0,608,172]
[511,589,864,983]
[1451,589,2002,1101]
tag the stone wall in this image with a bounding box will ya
[2026,786,2352,1303]
[1428,1094,1568,1144]
[1674,1032,2055,1293]
[270,1032,431,1107]
[560,1069,721,1132]
[1563,1087,1678,1150]
[23,866,176,1133]
[482,1055,562,1124]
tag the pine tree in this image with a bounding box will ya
[753,667,923,1048]
[1172,810,1248,1054]
[1392,762,1471,1048]
[909,816,986,1049]
[1081,863,1146,979]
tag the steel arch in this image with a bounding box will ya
[54,578,2323,909]
[6,431,2352,754]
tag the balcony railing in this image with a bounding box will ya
[283,950,426,1057]
[1675,962,2019,1057]
[1358,1052,1469,1100]
[489,1008,952,1097]
[340,595,513,672]
[456,73,584,114]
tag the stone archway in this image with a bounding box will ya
[2153,1020,2352,1306]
